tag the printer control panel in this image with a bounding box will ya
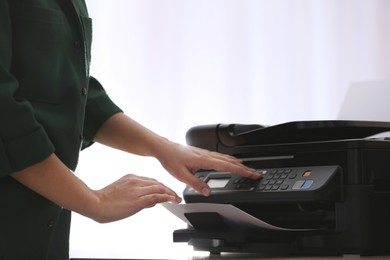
[184,165,340,203]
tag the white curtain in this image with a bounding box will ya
[70,0,390,258]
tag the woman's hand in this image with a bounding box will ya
[12,154,182,223]
[92,174,182,223]
[94,112,261,198]
[155,141,262,196]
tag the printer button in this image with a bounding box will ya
[301,180,314,189]
[272,185,280,190]
[281,184,289,190]
[276,180,284,185]
[289,173,298,179]
[280,174,288,179]
[292,180,305,190]
[258,184,266,190]
[265,185,273,191]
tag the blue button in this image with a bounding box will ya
[301,180,314,189]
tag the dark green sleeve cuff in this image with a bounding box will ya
[82,77,123,149]
[0,126,55,177]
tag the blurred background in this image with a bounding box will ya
[70,0,390,258]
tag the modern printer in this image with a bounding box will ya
[172,120,390,256]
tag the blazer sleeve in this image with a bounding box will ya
[0,0,55,177]
[81,77,123,149]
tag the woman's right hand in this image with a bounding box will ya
[11,153,181,223]
[91,174,181,223]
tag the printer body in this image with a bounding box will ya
[173,121,390,256]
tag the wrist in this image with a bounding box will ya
[147,135,173,159]
[85,189,109,223]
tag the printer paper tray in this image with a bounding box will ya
[162,202,319,231]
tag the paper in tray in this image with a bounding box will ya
[162,202,315,231]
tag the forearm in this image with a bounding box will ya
[11,152,180,223]
[11,154,99,220]
[94,112,261,196]
[94,112,169,157]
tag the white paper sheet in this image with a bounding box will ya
[162,202,313,231]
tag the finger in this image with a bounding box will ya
[124,174,159,183]
[114,175,182,203]
[208,152,252,169]
[208,150,243,163]
[193,147,243,165]
[136,193,182,210]
[196,156,261,180]
[120,174,165,188]
[177,169,211,196]
[125,193,180,218]
[190,148,261,179]
[136,184,181,201]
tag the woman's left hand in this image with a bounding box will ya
[156,141,262,196]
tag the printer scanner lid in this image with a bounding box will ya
[186,120,390,148]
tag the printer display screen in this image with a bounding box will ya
[207,178,230,188]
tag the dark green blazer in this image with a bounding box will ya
[0,0,122,259]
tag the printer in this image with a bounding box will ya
[172,120,390,256]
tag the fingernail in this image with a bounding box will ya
[168,196,182,204]
[250,170,262,178]
[201,187,211,196]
